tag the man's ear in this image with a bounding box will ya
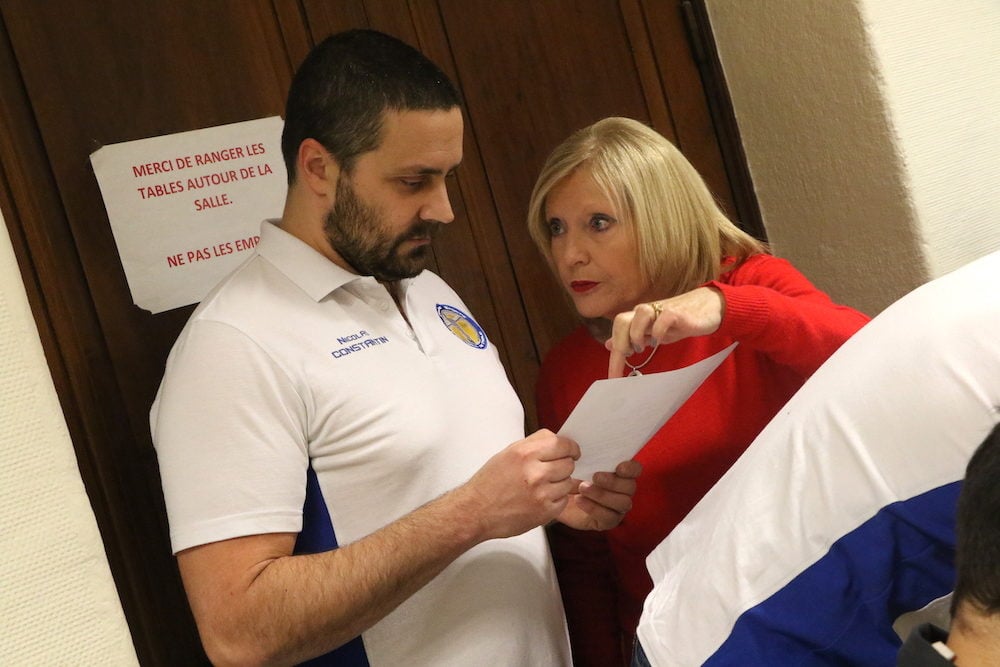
[296,138,340,198]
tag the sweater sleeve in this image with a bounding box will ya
[710,255,870,377]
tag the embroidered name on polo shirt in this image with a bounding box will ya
[331,330,389,358]
[436,304,488,349]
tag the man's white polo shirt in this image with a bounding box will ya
[151,220,570,666]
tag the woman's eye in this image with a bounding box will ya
[590,215,614,231]
[547,218,566,237]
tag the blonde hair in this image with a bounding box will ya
[527,117,766,297]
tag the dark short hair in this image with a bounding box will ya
[952,420,1000,615]
[280,29,462,182]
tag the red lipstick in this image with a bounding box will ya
[570,280,598,294]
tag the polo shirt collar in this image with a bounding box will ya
[255,219,416,301]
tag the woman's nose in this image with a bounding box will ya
[555,231,588,267]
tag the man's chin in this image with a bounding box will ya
[403,246,432,269]
[376,257,429,282]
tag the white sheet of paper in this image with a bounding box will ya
[559,342,737,480]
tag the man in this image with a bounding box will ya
[630,250,1000,666]
[896,421,1000,666]
[151,30,639,666]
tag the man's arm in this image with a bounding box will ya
[178,429,579,667]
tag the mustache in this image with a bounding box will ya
[401,219,442,241]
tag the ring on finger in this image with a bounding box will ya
[650,301,663,319]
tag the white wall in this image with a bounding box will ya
[0,212,138,665]
[706,0,1000,315]
[860,0,1000,277]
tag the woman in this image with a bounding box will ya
[527,117,870,666]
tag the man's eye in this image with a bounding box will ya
[547,218,566,237]
[400,178,424,188]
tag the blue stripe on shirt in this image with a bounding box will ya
[294,465,370,667]
[704,483,960,667]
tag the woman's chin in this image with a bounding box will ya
[568,292,635,321]
[576,303,623,321]
[572,305,605,320]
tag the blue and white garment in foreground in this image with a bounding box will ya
[636,250,1000,666]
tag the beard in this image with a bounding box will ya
[324,176,440,282]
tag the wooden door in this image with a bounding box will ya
[0,1,759,663]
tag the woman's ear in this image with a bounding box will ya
[296,138,340,199]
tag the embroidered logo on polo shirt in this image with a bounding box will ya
[330,330,390,359]
[436,304,487,349]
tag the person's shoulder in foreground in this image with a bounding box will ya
[635,250,1000,667]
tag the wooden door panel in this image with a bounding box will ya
[639,0,736,217]
[301,0,369,39]
[4,0,294,438]
[437,0,665,361]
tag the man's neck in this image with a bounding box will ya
[278,191,355,273]
[381,280,411,325]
